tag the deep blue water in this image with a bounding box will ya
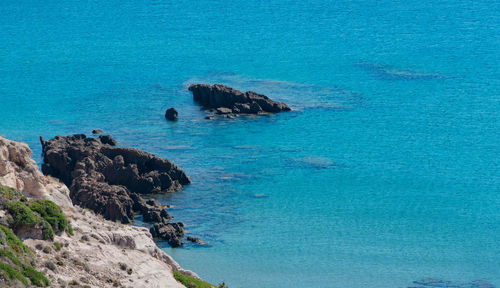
[1,1,499,287]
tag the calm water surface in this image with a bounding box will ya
[1,1,499,287]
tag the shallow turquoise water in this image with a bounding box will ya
[1,1,499,287]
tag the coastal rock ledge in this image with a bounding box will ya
[40,134,191,247]
[189,83,291,118]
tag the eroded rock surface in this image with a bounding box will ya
[0,136,72,207]
[189,83,291,118]
[23,205,197,288]
[39,134,190,245]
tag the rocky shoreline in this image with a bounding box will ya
[39,134,192,248]
[0,135,206,287]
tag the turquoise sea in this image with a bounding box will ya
[1,1,499,287]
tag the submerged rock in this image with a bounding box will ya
[39,134,191,241]
[409,278,496,288]
[188,83,291,118]
[186,236,205,245]
[165,107,178,121]
[92,129,104,135]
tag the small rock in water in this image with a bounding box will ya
[186,236,205,245]
[92,129,104,135]
[165,107,178,121]
[150,222,185,247]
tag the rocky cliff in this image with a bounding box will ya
[0,136,72,207]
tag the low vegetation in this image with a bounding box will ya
[0,184,74,287]
[30,199,72,235]
[53,241,62,251]
[173,270,227,288]
[0,184,73,241]
[22,266,50,287]
[0,185,21,200]
[0,224,49,287]
[6,201,39,228]
[0,225,31,257]
[0,261,29,286]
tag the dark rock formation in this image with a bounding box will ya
[150,222,185,247]
[39,134,190,246]
[165,108,178,121]
[188,84,291,118]
[186,236,205,245]
[98,135,117,146]
[92,129,104,135]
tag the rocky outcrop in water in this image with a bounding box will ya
[165,107,178,121]
[150,222,185,247]
[39,134,190,247]
[189,83,291,118]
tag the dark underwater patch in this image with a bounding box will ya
[357,62,449,80]
[291,156,337,169]
[408,278,496,288]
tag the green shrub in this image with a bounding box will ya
[23,266,49,287]
[30,200,71,235]
[173,270,215,288]
[0,225,30,255]
[54,241,62,251]
[0,185,20,200]
[41,220,54,241]
[0,248,22,267]
[42,246,52,254]
[0,262,29,286]
[218,282,229,288]
[6,201,38,228]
